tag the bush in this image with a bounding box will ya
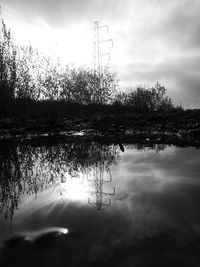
[114,82,174,112]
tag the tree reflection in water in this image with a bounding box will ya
[0,140,168,219]
[0,141,120,219]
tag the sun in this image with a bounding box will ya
[51,25,93,66]
[5,14,93,67]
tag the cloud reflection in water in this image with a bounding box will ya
[0,143,200,266]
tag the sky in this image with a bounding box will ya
[0,0,200,108]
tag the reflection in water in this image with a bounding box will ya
[0,142,119,218]
[87,164,116,211]
[0,141,168,218]
[1,141,200,267]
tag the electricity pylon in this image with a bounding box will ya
[92,21,113,75]
[87,164,115,211]
[88,21,113,103]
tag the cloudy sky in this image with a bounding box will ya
[1,0,200,108]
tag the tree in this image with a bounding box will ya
[0,19,17,113]
[114,82,174,112]
[15,45,51,100]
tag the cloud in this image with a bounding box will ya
[3,0,128,27]
[120,55,200,107]
[122,146,200,180]
[119,55,200,107]
[112,0,200,107]
[2,0,200,107]
[155,0,200,51]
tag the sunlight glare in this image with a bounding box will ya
[59,177,89,201]
[5,14,93,67]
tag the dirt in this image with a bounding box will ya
[0,110,200,147]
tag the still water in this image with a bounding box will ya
[0,141,200,266]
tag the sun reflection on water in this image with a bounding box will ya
[56,176,90,201]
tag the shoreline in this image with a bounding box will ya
[0,110,200,146]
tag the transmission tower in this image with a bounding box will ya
[92,21,113,75]
[87,164,115,211]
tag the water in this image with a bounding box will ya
[0,140,200,266]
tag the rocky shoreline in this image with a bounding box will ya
[0,110,200,146]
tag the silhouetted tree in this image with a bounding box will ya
[0,19,17,113]
[0,17,178,116]
[15,45,52,100]
[114,82,173,112]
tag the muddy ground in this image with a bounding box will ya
[0,109,200,147]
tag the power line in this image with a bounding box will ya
[1,5,36,28]
[63,0,87,20]
[25,0,65,26]
[2,0,67,28]
[43,0,66,18]
[26,0,87,25]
